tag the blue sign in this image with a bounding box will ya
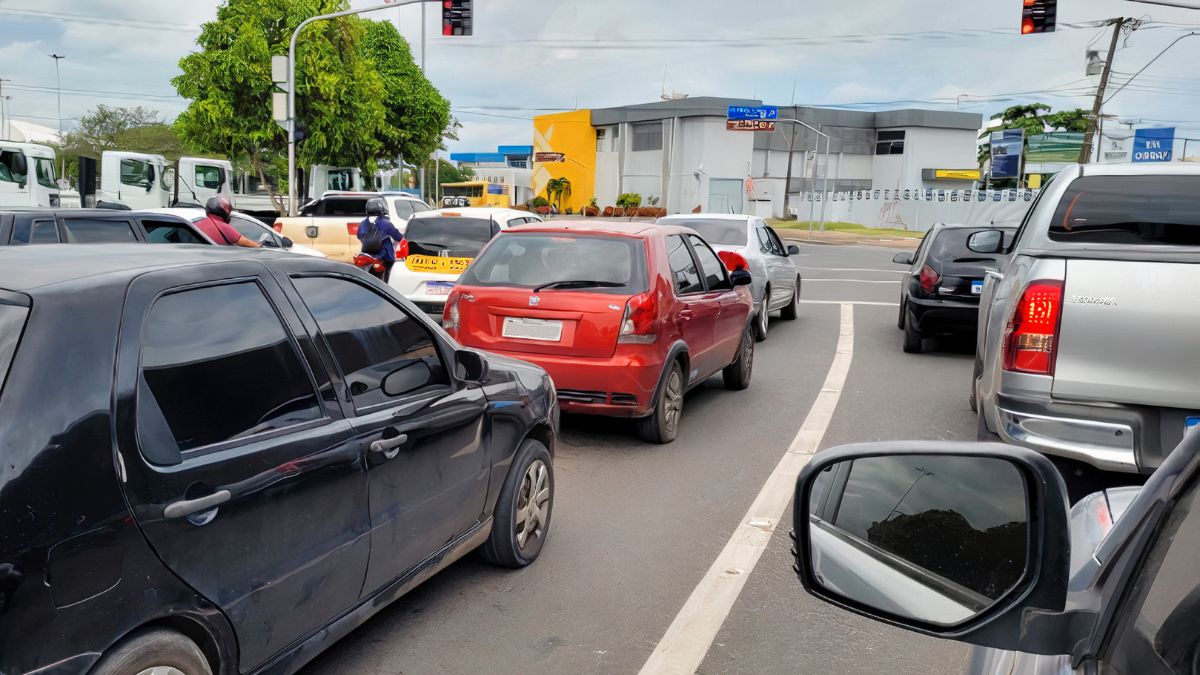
[728,105,779,121]
[990,129,1024,179]
[1133,127,1175,163]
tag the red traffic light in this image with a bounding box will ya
[1021,0,1056,34]
[1022,18,1035,34]
[442,0,472,37]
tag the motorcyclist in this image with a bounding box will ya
[195,195,260,248]
[357,198,404,282]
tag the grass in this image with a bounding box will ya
[767,219,924,239]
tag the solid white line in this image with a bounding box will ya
[638,304,855,675]
[797,266,907,274]
[804,278,899,284]
[801,300,899,307]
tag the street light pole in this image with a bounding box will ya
[49,54,65,175]
[776,117,831,234]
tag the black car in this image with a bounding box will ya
[894,223,1015,353]
[0,245,558,675]
[0,208,209,245]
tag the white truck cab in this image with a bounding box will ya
[99,151,171,209]
[0,141,60,208]
[176,157,235,207]
[310,165,362,199]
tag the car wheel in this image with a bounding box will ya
[638,361,684,444]
[481,438,553,568]
[976,407,1000,442]
[755,294,770,342]
[902,309,923,353]
[781,279,800,321]
[91,628,212,675]
[723,322,755,391]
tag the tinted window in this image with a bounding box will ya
[667,234,704,294]
[766,227,789,255]
[139,283,322,453]
[195,165,224,189]
[668,219,748,246]
[930,228,1015,261]
[405,216,496,258]
[35,158,56,189]
[689,235,730,291]
[757,227,785,256]
[389,199,421,220]
[62,218,137,243]
[460,234,647,294]
[143,219,207,244]
[1050,176,1200,246]
[632,122,663,151]
[9,219,58,244]
[292,277,448,410]
[229,215,275,245]
[322,198,369,217]
[830,455,1026,599]
[0,151,24,184]
[0,304,28,401]
[120,158,151,188]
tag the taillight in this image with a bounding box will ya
[397,239,410,261]
[618,292,658,344]
[272,222,283,233]
[443,292,460,335]
[346,221,359,236]
[918,265,940,294]
[1003,280,1064,375]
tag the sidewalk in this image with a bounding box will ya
[776,228,920,249]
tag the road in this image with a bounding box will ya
[305,242,979,675]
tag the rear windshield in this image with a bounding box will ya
[667,219,748,246]
[1050,176,1200,246]
[459,233,648,294]
[404,216,497,258]
[303,198,369,217]
[0,303,29,400]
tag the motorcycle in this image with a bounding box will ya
[354,252,388,281]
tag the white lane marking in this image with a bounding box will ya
[802,300,899,307]
[797,266,907,274]
[804,278,899,284]
[639,304,855,675]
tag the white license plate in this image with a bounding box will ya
[971,280,984,295]
[502,317,563,342]
[425,281,455,296]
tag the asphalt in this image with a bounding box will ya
[304,242,980,675]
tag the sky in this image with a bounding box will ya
[3,0,1200,156]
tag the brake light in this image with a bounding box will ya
[618,291,658,344]
[918,265,940,294]
[397,239,410,261]
[443,292,460,336]
[1003,280,1064,375]
[272,222,283,233]
[346,221,359,236]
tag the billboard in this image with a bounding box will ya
[989,129,1024,179]
[1026,132,1084,163]
[1133,128,1175,163]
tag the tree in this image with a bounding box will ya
[978,103,1090,169]
[546,177,572,210]
[53,105,185,183]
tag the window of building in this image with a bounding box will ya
[876,130,906,155]
[666,235,703,294]
[632,122,664,152]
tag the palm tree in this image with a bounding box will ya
[545,177,572,211]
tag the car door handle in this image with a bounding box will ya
[164,490,231,520]
[370,433,409,460]
[678,309,694,321]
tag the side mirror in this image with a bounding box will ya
[787,244,800,256]
[793,442,1071,654]
[730,269,752,287]
[381,360,434,397]
[967,230,1005,255]
[455,349,489,383]
[892,252,914,266]
[281,236,294,249]
[258,233,279,247]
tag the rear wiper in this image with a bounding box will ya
[532,280,624,292]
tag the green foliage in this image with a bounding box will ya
[54,105,186,180]
[978,103,1090,169]
[546,177,572,209]
[617,192,642,208]
[360,21,450,167]
[531,196,549,208]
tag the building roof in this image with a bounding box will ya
[451,145,533,164]
[591,96,763,125]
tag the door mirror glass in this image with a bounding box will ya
[381,360,434,397]
[455,349,489,382]
[892,252,915,265]
[281,236,294,249]
[802,453,1029,627]
[258,233,278,247]
[967,230,1004,254]
[730,269,752,287]
[787,244,800,256]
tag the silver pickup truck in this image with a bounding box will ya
[974,163,1200,482]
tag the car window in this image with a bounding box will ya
[667,234,704,294]
[322,198,369,217]
[389,199,420,220]
[138,282,322,454]
[1101,475,1199,675]
[9,219,59,244]
[230,215,275,245]
[61,218,138,243]
[688,235,732,291]
[0,150,25,184]
[1049,175,1200,246]
[670,218,749,246]
[460,233,647,294]
[35,158,56,189]
[291,277,449,410]
[766,227,788,255]
[142,219,208,244]
[195,165,224,190]
[120,158,151,188]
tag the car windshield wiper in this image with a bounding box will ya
[532,280,625,292]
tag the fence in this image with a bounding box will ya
[794,188,1038,232]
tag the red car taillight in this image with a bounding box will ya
[1003,280,1064,375]
[272,222,283,233]
[397,239,410,261]
[618,291,657,344]
[443,291,460,336]
[918,265,940,295]
[346,221,360,236]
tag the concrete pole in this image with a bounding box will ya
[782,123,797,220]
[819,128,830,231]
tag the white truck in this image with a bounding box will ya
[0,141,61,208]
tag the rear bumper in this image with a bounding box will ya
[389,268,459,315]
[907,295,978,334]
[480,347,665,418]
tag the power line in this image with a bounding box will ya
[0,7,197,32]
[6,83,179,102]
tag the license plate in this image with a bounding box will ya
[971,280,984,295]
[425,281,455,296]
[502,317,563,342]
[406,254,473,274]
[1187,417,1200,434]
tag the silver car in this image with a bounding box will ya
[974,163,1200,485]
[657,214,801,341]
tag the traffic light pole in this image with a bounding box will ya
[1078,18,1125,164]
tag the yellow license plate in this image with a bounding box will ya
[406,255,473,274]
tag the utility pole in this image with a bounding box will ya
[782,122,798,220]
[419,0,427,202]
[0,78,11,139]
[49,54,65,176]
[1079,19,1124,164]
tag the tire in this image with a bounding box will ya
[723,322,755,391]
[781,279,800,321]
[638,361,685,444]
[91,628,212,675]
[480,439,554,568]
[755,293,770,342]
[902,309,923,353]
[897,298,907,330]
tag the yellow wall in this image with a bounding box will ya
[532,110,596,213]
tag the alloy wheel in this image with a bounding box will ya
[135,668,188,675]
[515,459,551,550]
[664,368,684,434]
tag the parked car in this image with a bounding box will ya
[894,223,1015,353]
[274,191,431,262]
[147,207,326,257]
[792,433,1198,675]
[389,207,541,315]
[657,214,801,341]
[0,244,558,675]
[443,220,755,444]
[974,164,1200,494]
[0,208,208,246]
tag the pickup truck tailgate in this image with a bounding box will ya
[1053,259,1200,408]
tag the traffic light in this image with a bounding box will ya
[442,0,472,36]
[293,120,309,143]
[1021,0,1056,34]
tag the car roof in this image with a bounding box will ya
[144,207,265,225]
[658,213,754,222]
[1077,162,1200,178]
[321,191,426,201]
[1,208,185,219]
[410,207,531,219]
[499,219,670,237]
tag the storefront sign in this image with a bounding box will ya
[1133,127,1175,163]
[726,119,776,132]
[990,129,1024,179]
[534,152,565,163]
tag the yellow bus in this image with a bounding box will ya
[440,181,512,208]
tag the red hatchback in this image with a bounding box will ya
[443,221,756,443]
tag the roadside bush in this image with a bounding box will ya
[532,196,550,208]
[617,193,642,209]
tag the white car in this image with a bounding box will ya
[389,207,541,315]
[147,207,326,257]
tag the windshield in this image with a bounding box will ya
[1049,176,1200,246]
[460,233,648,294]
[404,216,497,258]
[327,169,357,191]
[666,218,748,246]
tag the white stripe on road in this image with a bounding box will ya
[802,299,899,307]
[797,266,907,274]
[804,278,899,284]
[639,304,855,675]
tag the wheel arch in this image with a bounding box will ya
[651,341,690,401]
[94,612,234,675]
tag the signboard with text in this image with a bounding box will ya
[727,105,778,121]
[534,152,565,163]
[726,119,777,132]
[1133,128,1175,163]
[990,129,1024,179]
